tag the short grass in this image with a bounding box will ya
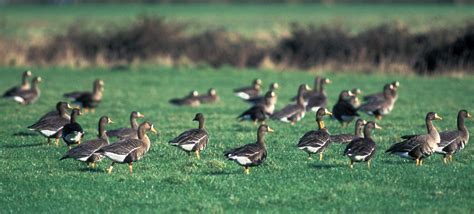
[0,66,474,212]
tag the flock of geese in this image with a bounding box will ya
[2,70,471,174]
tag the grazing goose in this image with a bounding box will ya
[60,116,113,168]
[11,76,42,105]
[169,113,209,159]
[306,77,331,112]
[169,90,200,107]
[332,90,359,127]
[330,119,367,144]
[386,112,442,166]
[358,83,396,120]
[271,84,310,125]
[28,101,71,146]
[107,111,145,140]
[363,81,399,102]
[343,121,381,168]
[100,121,158,174]
[297,108,333,160]
[224,124,274,174]
[3,70,32,98]
[245,82,279,107]
[196,88,219,104]
[62,108,84,149]
[435,110,471,163]
[238,91,276,124]
[233,79,262,100]
[64,79,104,113]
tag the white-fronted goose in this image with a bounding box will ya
[11,76,42,105]
[271,84,310,124]
[343,121,381,168]
[233,78,262,100]
[358,83,396,120]
[3,70,32,98]
[60,116,113,168]
[435,110,471,163]
[169,113,209,159]
[28,101,71,146]
[196,88,219,104]
[38,102,72,121]
[386,112,442,166]
[330,119,366,144]
[297,108,333,160]
[224,124,274,174]
[306,77,331,112]
[363,81,399,102]
[238,91,276,123]
[349,88,362,108]
[107,111,145,140]
[100,121,158,174]
[291,76,321,102]
[64,79,104,113]
[332,90,359,127]
[62,108,84,149]
[246,83,279,108]
[169,90,200,107]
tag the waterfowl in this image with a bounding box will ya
[196,88,219,104]
[28,101,71,146]
[435,110,471,163]
[224,124,274,174]
[3,70,32,98]
[306,77,331,112]
[169,113,209,159]
[62,108,84,149]
[60,116,113,168]
[38,102,71,121]
[330,119,366,144]
[100,121,158,174]
[386,112,442,166]
[233,78,262,100]
[271,84,310,124]
[169,90,200,107]
[296,108,333,160]
[349,88,362,108]
[291,76,321,101]
[11,76,42,105]
[106,111,145,140]
[238,91,276,123]
[358,83,396,120]
[245,82,279,108]
[343,121,381,168]
[332,90,359,127]
[363,81,399,102]
[64,79,104,113]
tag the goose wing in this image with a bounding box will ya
[106,127,137,139]
[64,91,87,99]
[297,129,330,148]
[3,86,22,97]
[386,135,427,153]
[330,134,359,144]
[169,129,209,151]
[61,138,107,160]
[436,131,461,152]
[224,143,265,162]
[28,116,69,131]
[99,138,143,162]
[271,104,303,120]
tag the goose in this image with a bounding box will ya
[238,91,276,124]
[343,121,381,168]
[106,111,145,140]
[11,76,42,105]
[64,79,104,113]
[363,81,399,102]
[3,70,32,98]
[435,110,471,163]
[246,82,279,106]
[28,101,71,146]
[196,88,219,104]
[169,90,200,107]
[332,90,359,127]
[306,77,331,112]
[169,113,209,159]
[233,79,262,100]
[358,83,396,120]
[271,84,310,125]
[62,108,84,149]
[297,108,333,160]
[330,119,367,144]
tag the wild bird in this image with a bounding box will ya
[296,108,333,161]
[363,81,400,103]
[386,112,443,166]
[233,78,262,100]
[10,76,42,105]
[2,70,32,98]
[349,88,362,108]
[63,79,104,113]
[28,101,72,146]
[291,76,321,101]
[224,124,274,174]
[330,119,367,144]
[245,82,279,109]
[100,121,158,174]
[435,110,471,163]
[332,90,359,127]
[169,90,200,107]
[169,113,209,159]
[343,121,381,169]
[358,83,397,120]
[306,77,331,112]
[60,116,113,168]
[196,88,219,104]
[62,108,84,149]
[271,84,310,125]
[106,111,145,140]
[238,91,277,124]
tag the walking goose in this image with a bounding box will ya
[28,101,71,146]
[343,121,381,168]
[169,113,209,159]
[435,110,471,163]
[62,108,84,149]
[297,108,333,160]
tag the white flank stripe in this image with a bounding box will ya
[231,156,252,165]
[180,143,196,151]
[235,92,250,100]
[40,129,60,137]
[104,152,128,162]
[310,107,320,112]
[13,96,24,103]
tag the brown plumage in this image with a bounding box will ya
[3,70,32,98]
[358,83,397,120]
[169,90,200,107]
[332,90,359,127]
[306,77,331,112]
[28,101,71,146]
[271,84,310,124]
[64,79,104,113]
[330,119,367,144]
[234,78,262,100]
[106,111,145,140]
[11,76,42,105]
[435,110,471,163]
[343,121,381,169]
[169,113,209,159]
[297,108,333,161]
[196,88,219,104]
[363,81,399,103]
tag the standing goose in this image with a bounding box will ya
[363,81,400,102]
[100,121,158,174]
[238,91,276,124]
[64,79,104,113]
[330,119,367,144]
[332,90,359,127]
[245,82,279,107]
[38,102,72,121]
[169,113,209,159]
[349,88,362,108]
[358,83,396,120]
[291,76,321,102]
[224,124,274,174]
[28,101,71,146]
[386,112,442,166]
[343,121,381,168]
[435,110,471,163]
[60,116,113,168]
[107,111,145,140]
[271,84,310,125]
[297,108,333,160]
[169,90,200,107]
[196,88,219,104]
[62,108,84,149]
[306,77,331,112]
[233,79,262,100]
[3,70,32,98]
[12,76,42,105]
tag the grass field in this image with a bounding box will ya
[1,66,473,212]
[1,4,474,39]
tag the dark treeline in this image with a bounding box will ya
[2,0,474,4]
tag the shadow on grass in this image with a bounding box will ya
[1,142,44,149]
[12,131,38,136]
[309,163,346,169]
[232,124,256,132]
[201,171,236,176]
[77,167,106,174]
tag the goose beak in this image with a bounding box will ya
[325,110,333,116]
[435,114,443,120]
[67,104,73,109]
[348,91,354,96]
[274,83,279,89]
[362,120,367,124]
[325,79,332,84]
[26,70,32,76]
[375,123,382,129]
[151,126,158,135]
[37,77,42,82]
[137,112,145,118]
[395,81,400,87]
[108,118,114,124]
[267,127,274,133]
[467,113,472,118]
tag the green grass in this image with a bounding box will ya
[1,66,474,212]
[1,3,473,38]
